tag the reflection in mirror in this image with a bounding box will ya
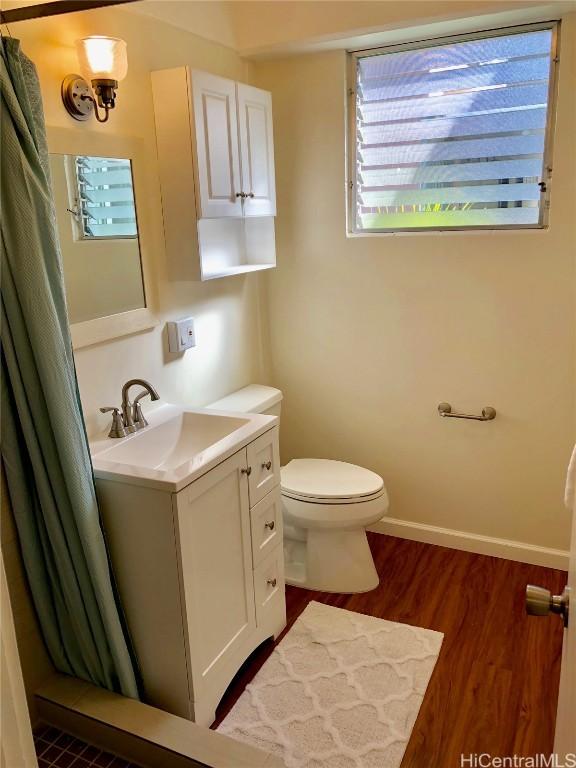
[49,154,146,324]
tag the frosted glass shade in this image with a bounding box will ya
[76,36,128,82]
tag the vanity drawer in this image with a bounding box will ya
[250,486,283,568]
[254,544,285,628]
[247,427,280,506]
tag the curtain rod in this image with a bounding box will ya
[0,0,140,25]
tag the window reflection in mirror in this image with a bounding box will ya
[49,153,146,324]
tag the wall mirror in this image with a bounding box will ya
[47,129,157,349]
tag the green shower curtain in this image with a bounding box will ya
[0,37,139,698]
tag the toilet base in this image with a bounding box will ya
[284,528,379,594]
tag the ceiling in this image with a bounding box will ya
[3,0,576,57]
[126,0,576,57]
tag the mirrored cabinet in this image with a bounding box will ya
[152,68,277,281]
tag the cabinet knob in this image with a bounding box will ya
[235,192,247,199]
[267,578,277,588]
[265,520,275,531]
[262,460,272,471]
[248,192,255,198]
[241,466,252,476]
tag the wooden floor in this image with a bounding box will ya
[213,534,567,767]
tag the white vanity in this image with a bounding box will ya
[91,404,286,726]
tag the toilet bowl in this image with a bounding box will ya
[208,385,389,594]
[281,458,388,593]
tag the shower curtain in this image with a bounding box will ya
[0,37,139,698]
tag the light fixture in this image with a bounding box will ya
[62,36,128,123]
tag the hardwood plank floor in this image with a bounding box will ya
[212,534,566,767]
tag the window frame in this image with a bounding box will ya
[346,21,560,236]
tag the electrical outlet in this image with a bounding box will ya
[167,317,196,353]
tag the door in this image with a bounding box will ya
[176,449,255,705]
[191,70,243,218]
[554,446,576,758]
[237,83,276,217]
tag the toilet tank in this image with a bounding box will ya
[207,385,283,419]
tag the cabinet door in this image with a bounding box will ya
[191,71,243,218]
[237,83,276,217]
[175,450,255,703]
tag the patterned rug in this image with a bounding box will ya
[217,601,443,768]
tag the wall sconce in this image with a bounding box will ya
[62,36,127,123]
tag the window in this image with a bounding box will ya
[69,155,138,239]
[348,23,558,233]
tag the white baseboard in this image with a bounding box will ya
[368,517,569,570]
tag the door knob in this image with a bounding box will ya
[526,585,570,627]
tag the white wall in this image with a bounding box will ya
[11,6,270,438]
[254,13,576,554]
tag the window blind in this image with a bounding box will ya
[74,156,137,239]
[353,26,555,231]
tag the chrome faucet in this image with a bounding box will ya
[121,379,160,432]
[100,379,160,438]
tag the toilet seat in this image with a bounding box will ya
[281,459,384,504]
[281,459,389,530]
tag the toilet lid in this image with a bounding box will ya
[281,459,384,501]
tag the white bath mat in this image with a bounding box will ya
[217,601,443,768]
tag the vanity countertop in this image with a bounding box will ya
[90,402,277,493]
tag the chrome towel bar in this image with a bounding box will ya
[438,402,496,421]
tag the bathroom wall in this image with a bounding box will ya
[3,3,269,712]
[9,5,269,438]
[254,12,576,555]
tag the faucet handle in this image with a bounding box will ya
[100,407,128,439]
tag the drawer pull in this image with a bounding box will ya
[265,520,275,531]
[267,578,277,588]
[262,460,272,471]
[241,466,252,476]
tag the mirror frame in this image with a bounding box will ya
[47,127,158,349]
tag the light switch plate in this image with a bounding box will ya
[167,317,196,353]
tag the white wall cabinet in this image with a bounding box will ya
[97,427,285,726]
[152,68,277,280]
[191,73,276,219]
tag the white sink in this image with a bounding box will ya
[90,403,276,491]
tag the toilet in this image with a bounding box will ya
[208,385,389,594]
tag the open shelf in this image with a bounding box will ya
[198,217,276,281]
[201,264,276,281]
